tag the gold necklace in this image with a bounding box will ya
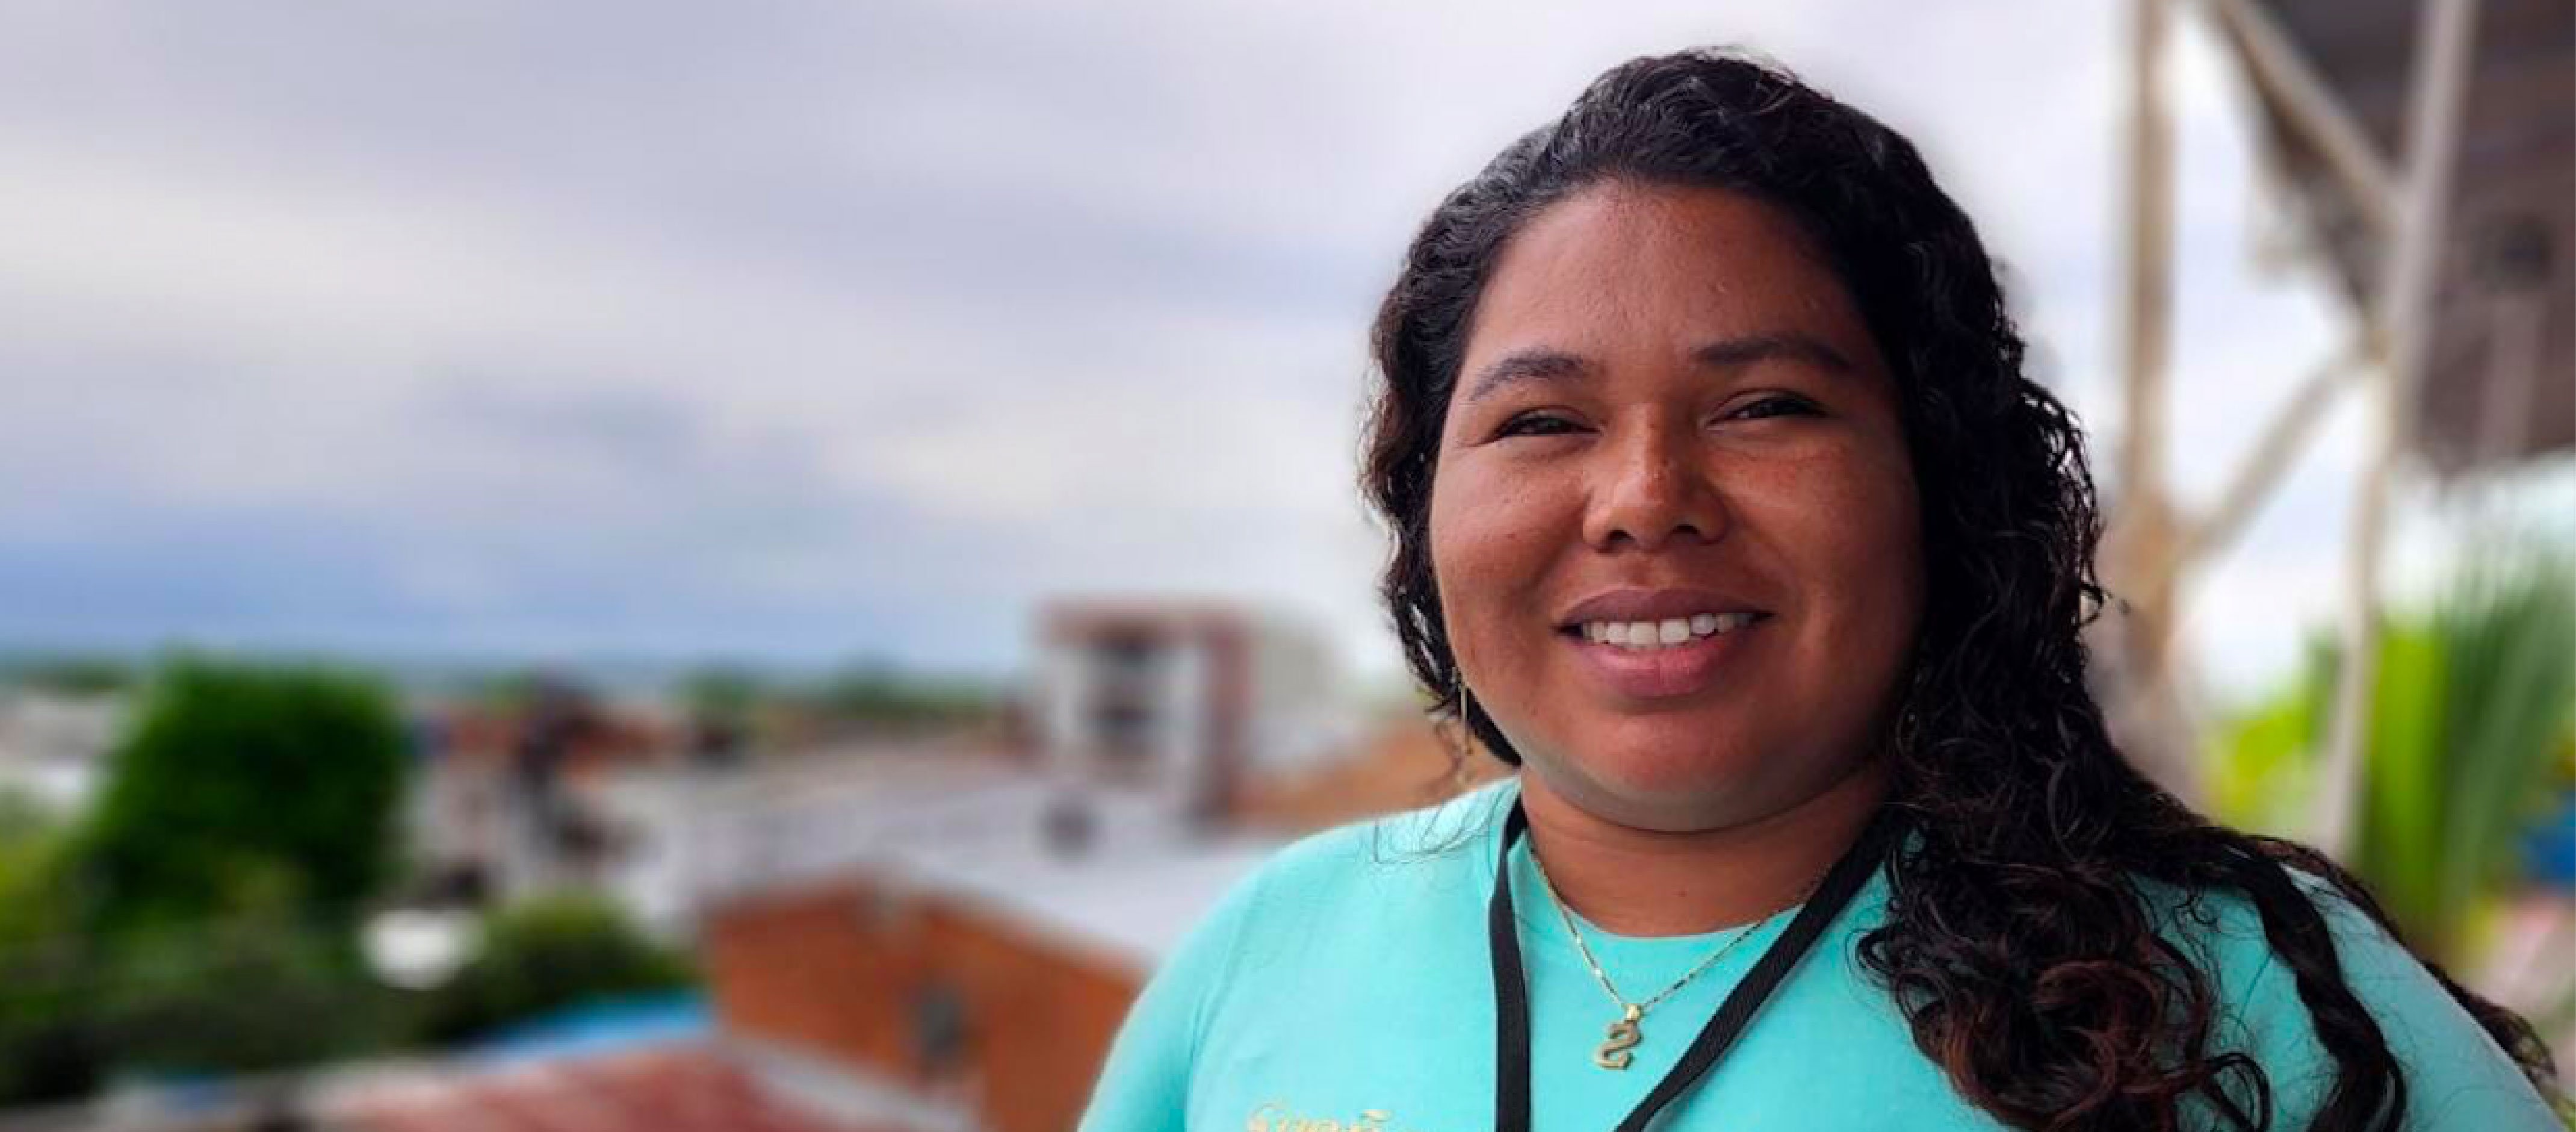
[1526,851,1821,1071]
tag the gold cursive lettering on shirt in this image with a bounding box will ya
[1245,1101,1437,1132]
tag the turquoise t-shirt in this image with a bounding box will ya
[1080,778,2557,1131]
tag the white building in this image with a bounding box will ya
[0,689,125,815]
[1030,600,1355,830]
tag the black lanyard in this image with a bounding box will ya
[1487,797,1901,1131]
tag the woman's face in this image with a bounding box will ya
[1429,181,1924,833]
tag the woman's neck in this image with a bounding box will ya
[1516,758,1890,937]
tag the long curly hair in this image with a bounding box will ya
[1360,49,2559,1131]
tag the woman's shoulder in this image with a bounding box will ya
[2134,863,2560,1128]
[1230,776,1517,916]
[2132,863,2443,1001]
[2132,863,2445,1025]
[1132,777,1511,1022]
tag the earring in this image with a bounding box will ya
[1440,668,1480,788]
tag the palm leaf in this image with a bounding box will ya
[2203,543,2576,965]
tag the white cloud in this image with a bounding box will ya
[0,0,2404,692]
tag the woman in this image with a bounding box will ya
[1080,49,2565,1131]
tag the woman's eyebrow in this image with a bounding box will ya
[1694,333,1857,376]
[1461,348,1590,406]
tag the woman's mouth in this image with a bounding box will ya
[1572,611,1760,648]
[1558,612,1770,699]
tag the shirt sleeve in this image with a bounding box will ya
[1077,862,1266,1132]
[2225,875,2563,1131]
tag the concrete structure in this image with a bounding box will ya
[0,691,123,815]
[693,748,1280,1132]
[1030,600,1352,831]
[2219,0,2574,475]
[405,682,683,909]
[2198,0,2575,850]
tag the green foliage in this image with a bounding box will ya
[2424,551,2576,910]
[2351,623,2456,948]
[0,803,102,1103]
[680,666,762,721]
[2206,547,2576,963]
[0,789,58,858]
[802,661,996,730]
[2206,645,2326,837]
[0,794,72,951]
[454,668,548,713]
[680,666,763,754]
[78,660,410,938]
[0,659,417,1098]
[415,894,694,1043]
[90,879,395,1076]
[0,655,137,696]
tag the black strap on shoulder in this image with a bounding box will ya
[1488,798,1901,1131]
[1490,801,1535,1131]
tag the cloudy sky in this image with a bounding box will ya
[1,0,2420,698]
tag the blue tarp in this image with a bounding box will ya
[460,991,711,1065]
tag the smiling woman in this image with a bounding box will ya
[1078,49,2567,1132]
[1431,183,1922,850]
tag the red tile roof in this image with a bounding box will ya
[330,1044,906,1132]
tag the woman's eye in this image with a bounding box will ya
[1496,413,1580,438]
[1731,395,1819,421]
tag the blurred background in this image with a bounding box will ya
[0,1,2569,1128]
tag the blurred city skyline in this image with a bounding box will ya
[0,0,2524,699]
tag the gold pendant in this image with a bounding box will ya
[1594,1003,1643,1069]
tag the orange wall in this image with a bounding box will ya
[705,877,1143,1132]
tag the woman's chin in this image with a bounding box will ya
[1525,741,1776,830]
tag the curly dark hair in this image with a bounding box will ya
[1360,48,2559,1131]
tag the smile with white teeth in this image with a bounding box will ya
[1578,612,1760,650]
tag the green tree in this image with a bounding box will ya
[0,794,103,1102]
[680,666,762,723]
[0,663,416,1096]
[92,866,398,1076]
[78,660,410,939]
[680,665,763,758]
[803,661,996,732]
[415,894,694,1043]
[0,655,137,696]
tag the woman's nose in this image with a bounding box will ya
[1582,423,1730,552]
